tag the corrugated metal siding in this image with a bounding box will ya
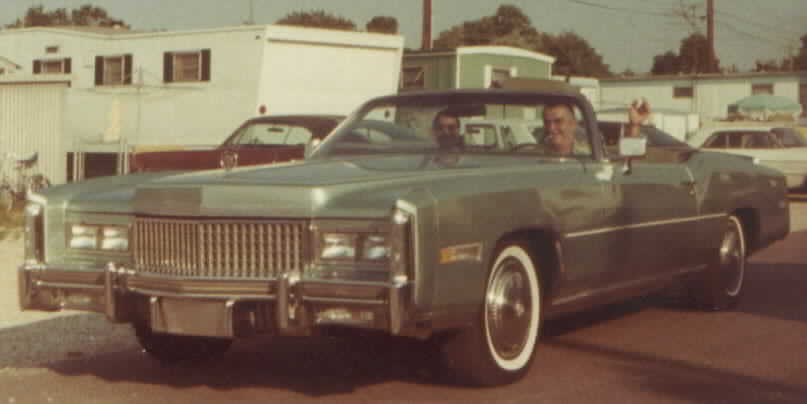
[0,83,67,184]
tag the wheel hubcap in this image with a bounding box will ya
[720,221,744,297]
[486,257,532,360]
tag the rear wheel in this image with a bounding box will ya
[134,325,232,363]
[688,215,746,310]
[438,241,543,386]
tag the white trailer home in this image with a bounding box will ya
[0,25,403,183]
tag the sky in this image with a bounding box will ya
[3,0,806,74]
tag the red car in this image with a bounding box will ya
[129,114,344,172]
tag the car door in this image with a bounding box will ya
[609,145,700,281]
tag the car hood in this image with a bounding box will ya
[63,154,540,218]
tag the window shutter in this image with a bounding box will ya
[64,58,71,74]
[124,54,133,84]
[33,60,41,74]
[163,52,173,83]
[201,49,211,81]
[94,56,104,85]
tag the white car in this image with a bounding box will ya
[688,126,807,190]
[460,119,540,151]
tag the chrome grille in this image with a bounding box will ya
[133,217,306,279]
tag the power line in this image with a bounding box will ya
[564,0,674,18]
[716,17,791,47]
[715,9,804,39]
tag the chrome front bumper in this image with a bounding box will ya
[19,262,415,339]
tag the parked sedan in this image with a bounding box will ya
[129,114,344,172]
[20,88,789,387]
[687,126,807,190]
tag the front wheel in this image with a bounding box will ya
[438,240,543,386]
[688,215,746,310]
[134,325,232,364]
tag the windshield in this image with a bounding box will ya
[222,116,342,147]
[310,92,596,159]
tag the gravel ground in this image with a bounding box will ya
[0,235,138,370]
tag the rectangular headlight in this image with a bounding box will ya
[321,233,357,260]
[69,225,99,249]
[24,202,45,264]
[319,232,392,262]
[362,235,390,261]
[68,224,129,251]
[100,227,128,251]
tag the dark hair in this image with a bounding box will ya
[543,103,576,117]
[432,109,460,129]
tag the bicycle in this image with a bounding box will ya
[0,152,52,212]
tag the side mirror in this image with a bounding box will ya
[304,138,322,158]
[618,136,647,175]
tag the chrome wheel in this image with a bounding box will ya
[484,244,541,372]
[720,216,746,298]
[438,241,543,386]
[687,214,746,310]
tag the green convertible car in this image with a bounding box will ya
[19,87,790,386]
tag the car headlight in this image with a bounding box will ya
[319,232,390,262]
[68,224,129,251]
[24,201,45,264]
[101,227,129,251]
[321,233,357,259]
[363,235,390,260]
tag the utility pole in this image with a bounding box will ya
[707,0,715,71]
[421,0,432,50]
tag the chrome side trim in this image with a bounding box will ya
[566,213,726,239]
[35,281,105,291]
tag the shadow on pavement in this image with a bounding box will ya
[549,339,807,404]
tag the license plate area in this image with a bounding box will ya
[149,297,234,338]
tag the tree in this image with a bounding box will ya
[544,32,611,77]
[753,58,783,73]
[276,10,356,31]
[70,4,127,27]
[366,16,398,34]
[678,33,719,73]
[433,5,544,49]
[6,4,129,28]
[649,33,719,75]
[651,51,680,75]
[432,5,610,77]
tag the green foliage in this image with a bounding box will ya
[432,4,610,77]
[276,10,357,31]
[679,33,719,73]
[545,31,610,77]
[366,16,398,34]
[651,51,680,75]
[6,3,129,28]
[650,33,719,75]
